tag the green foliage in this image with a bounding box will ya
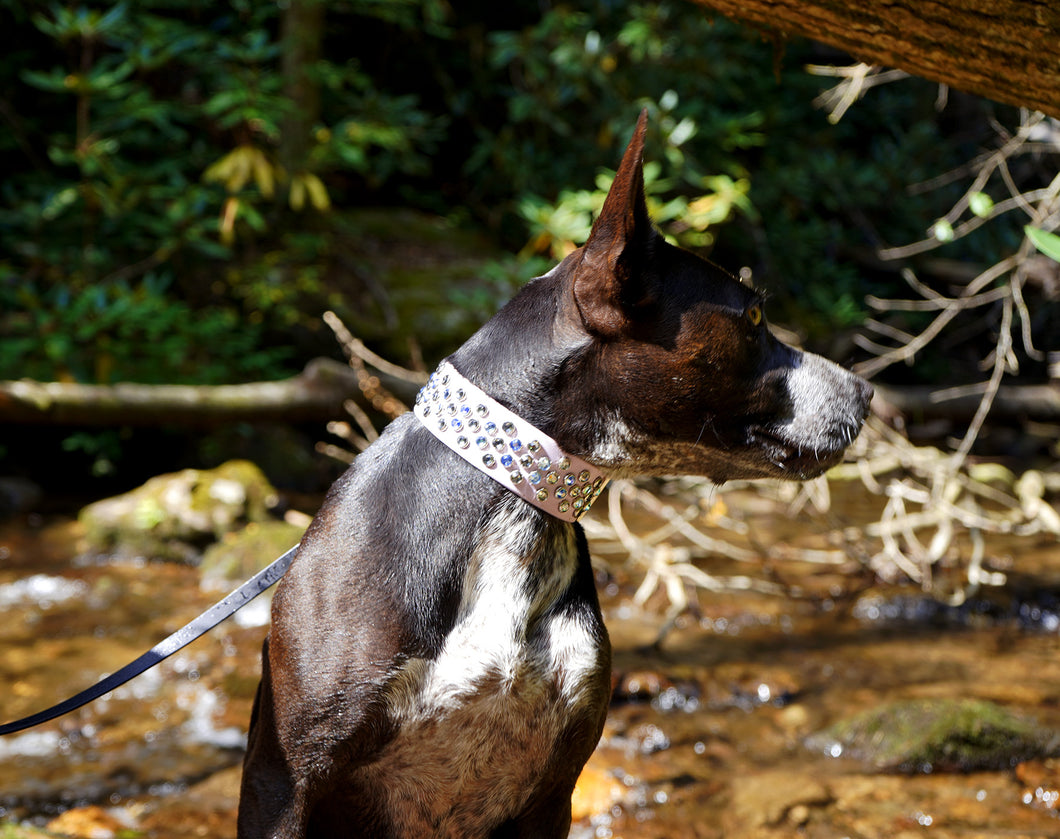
[481,4,768,233]
[0,0,445,386]
[1,272,289,384]
[0,0,1039,402]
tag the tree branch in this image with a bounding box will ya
[691,0,1060,118]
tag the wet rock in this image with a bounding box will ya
[79,460,280,563]
[707,662,802,710]
[809,698,1060,773]
[45,805,134,838]
[199,519,307,585]
[727,768,831,829]
[0,821,54,838]
[139,766,241,839]
[611,668,701,712]
[570,761,625,821]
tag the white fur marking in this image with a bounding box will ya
[368,503,606,834]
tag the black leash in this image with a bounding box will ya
[0,544,298,737]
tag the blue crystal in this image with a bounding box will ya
[528,471,541,484]
[476,436,488,450]
[500,454,514,469]
[509,439,523,452]
[485,421,497,435]
[451,419,463,431]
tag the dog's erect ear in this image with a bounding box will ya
[573,109,656,337]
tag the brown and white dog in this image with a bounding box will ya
[237,112,872,838]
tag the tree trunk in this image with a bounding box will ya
[690,0,1060,118]
[279,0,325,176]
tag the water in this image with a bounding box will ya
[1,491,1059,837]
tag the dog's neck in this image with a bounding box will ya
[414,361,609,522]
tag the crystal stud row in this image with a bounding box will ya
[415,365,607,520]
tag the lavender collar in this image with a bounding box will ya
[414,361,609,522]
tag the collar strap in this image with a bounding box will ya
[414,361,609,522]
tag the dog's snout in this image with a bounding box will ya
[857,376,874,417]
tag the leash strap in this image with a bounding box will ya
[0,544,298,736]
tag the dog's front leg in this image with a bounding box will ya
[238,641,315,839]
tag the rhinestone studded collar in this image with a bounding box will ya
[414,361,609,522]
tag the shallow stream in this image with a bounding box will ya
[1,486,1058,838]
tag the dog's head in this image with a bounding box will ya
[540,111,873,483]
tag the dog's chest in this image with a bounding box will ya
[363,508,607,833]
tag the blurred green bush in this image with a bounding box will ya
[0,0,1028,389]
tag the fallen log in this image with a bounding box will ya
[1,364,1056,429]
[874,383,1060,423]
[0,359,423,428]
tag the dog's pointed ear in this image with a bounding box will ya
[573,109,657,337]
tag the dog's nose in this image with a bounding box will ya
[857,377,875,418]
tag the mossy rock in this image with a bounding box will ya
[0,823,55,838]
[199,519,307,584]
[333,208,531,362]
[79,460,280,563]
[808,698,1060,773]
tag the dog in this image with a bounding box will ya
[237,111,873,838]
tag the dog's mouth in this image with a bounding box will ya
[747,421,861,480]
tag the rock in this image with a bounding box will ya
[570,762,625,821]
[79,460,280,563]
[199,519,307,585]
[727,768,831,829]
[808,698,1060,773]
[45,805,135,838]
[0,822,55,838]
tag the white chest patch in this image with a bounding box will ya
[359,504,607,835]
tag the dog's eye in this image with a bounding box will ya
[745,304,763,327]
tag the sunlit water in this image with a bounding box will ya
[1,491,1058,837]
